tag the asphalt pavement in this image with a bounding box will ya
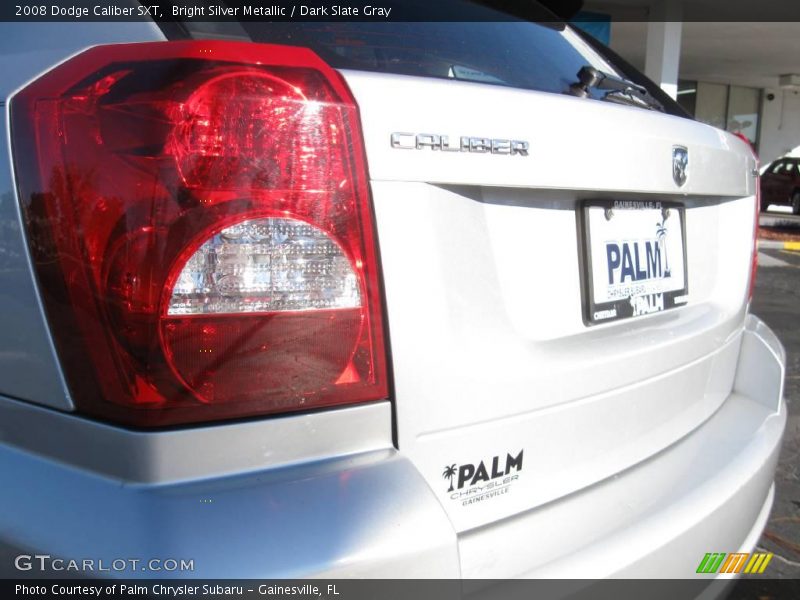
[760,209,800,229]
[750,247,800,578]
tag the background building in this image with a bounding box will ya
[581,1,800,165]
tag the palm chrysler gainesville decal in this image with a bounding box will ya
[443,451,524,506]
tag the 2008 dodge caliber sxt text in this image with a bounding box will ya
[0,0,787,580]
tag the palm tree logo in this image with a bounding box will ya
[656,218,671,278]
[442,464,457,492]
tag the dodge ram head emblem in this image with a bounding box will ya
[672,145,689,187]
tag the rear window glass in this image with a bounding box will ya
[178,1,686,116]
[241,20,593,96]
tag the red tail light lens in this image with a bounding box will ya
[734,133,760,302]
[12,41,387,427]
[749,172,760,302]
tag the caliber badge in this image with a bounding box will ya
[391,132,529,156]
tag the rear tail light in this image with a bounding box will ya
[749,171,760,302]
[734,133,760,302]
[12,41,388,427]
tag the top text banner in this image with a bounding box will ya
[4,0,800,22]
[4,1,558,22]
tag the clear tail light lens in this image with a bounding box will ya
[166,218,362,315]
[12,41,388,427]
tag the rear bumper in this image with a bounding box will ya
[0,316,786,579]
[463,394,784,578]
[458,313,786,578]
[459,313,786,578]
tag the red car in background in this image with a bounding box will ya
[761,157,800,214]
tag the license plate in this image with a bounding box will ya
[582,200,688,324]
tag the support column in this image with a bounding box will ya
[644,1,683,100]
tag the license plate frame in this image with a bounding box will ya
[581,199,689,325]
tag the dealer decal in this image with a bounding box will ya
[442,450,523,506]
